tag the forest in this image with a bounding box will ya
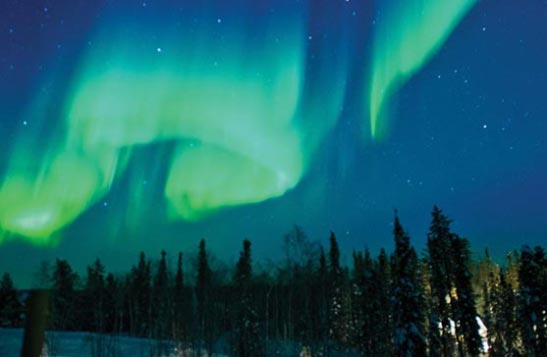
[0,206,546,356]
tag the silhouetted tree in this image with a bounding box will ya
[328,231,351,347]
[51,259,78,331]
[451,235,481,355]
[518,246,547,356]
[103,273,118,333]
[83,259,106,332]
[129,252,151,337]
[152,250,170,354]
[427,206,457,356]
[376,248,394,355]
[233,240,262,356]
[485,268,520,356]
[0,272,22,327]
[391,213,426,356]
[316,246,329,354]
[173,252,190,345]
[196,239,212,353]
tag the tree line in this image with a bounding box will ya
[1,206,546,356]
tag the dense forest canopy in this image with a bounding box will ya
[1,207,546,356]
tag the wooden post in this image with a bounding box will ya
[21,290,50,357]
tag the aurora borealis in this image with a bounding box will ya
[1,0,348,243]
[369,0,477,139]
[1,0,547,286]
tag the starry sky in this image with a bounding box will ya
[1,0,546,287]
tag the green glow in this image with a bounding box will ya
[0,151,104,242]
[0,10,319,244]
[369,0,477,139]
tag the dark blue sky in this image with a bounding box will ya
[1,0,546,287]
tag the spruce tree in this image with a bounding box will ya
[129,252,151,337]
[518,246,547,356]
[360,249,379,356]
[391,213,426,356]
[377,248,394,355]
[486,268,520,356]
[0,272,22,327]
[498,269,519,355]
[196,239,212,352]
[103,273,118,333]
[351,250,365,352]
[451,235,481,355]
[152,250,170,352]
[233,239,261,356]
[427,206,457,356]
[173,252,188,343]
[316,247,329,354]
[83,259,106,332]
[327,231,351,347]
[51,259,78,331]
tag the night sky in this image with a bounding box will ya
[1,0,546,287]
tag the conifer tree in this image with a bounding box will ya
[129,252,151,337]
[451,235,481,355]
[498,269,519,355]
[486,268,520,356]
[391,213,426,356]
[360,249,379,356]
[233,239,262,356]
[316,247,329,354]
[196,239,212,352]
[518,246,547,356]
[152,250,170,352]
[83,259,106,332]
[0,273,22,327]
[173,252,188,343]
[376,248,394,355]
[427,206,457,356]
[103,273,118,333]
[351,250,365,351]
[328,231,350,347]
[51,259,79,331]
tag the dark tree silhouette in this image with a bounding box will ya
[427,206,457,356]
[51,259,78,331]
[233,240,262,356]
[83,259,106,332]
[129,252,151,337]
[391,213,426,356]
[0,272,22,327]
[518,246,547,356]
[451,235,481,356]
[4,209,546,357]
[152,250,170,354]
[196,238,212,353]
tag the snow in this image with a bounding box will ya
[0,328,228,356]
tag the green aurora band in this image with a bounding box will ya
[369,0,477,139]
[0,2,348,244]
[0,0,479,244]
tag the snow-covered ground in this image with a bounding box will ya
[0,328,226,356]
